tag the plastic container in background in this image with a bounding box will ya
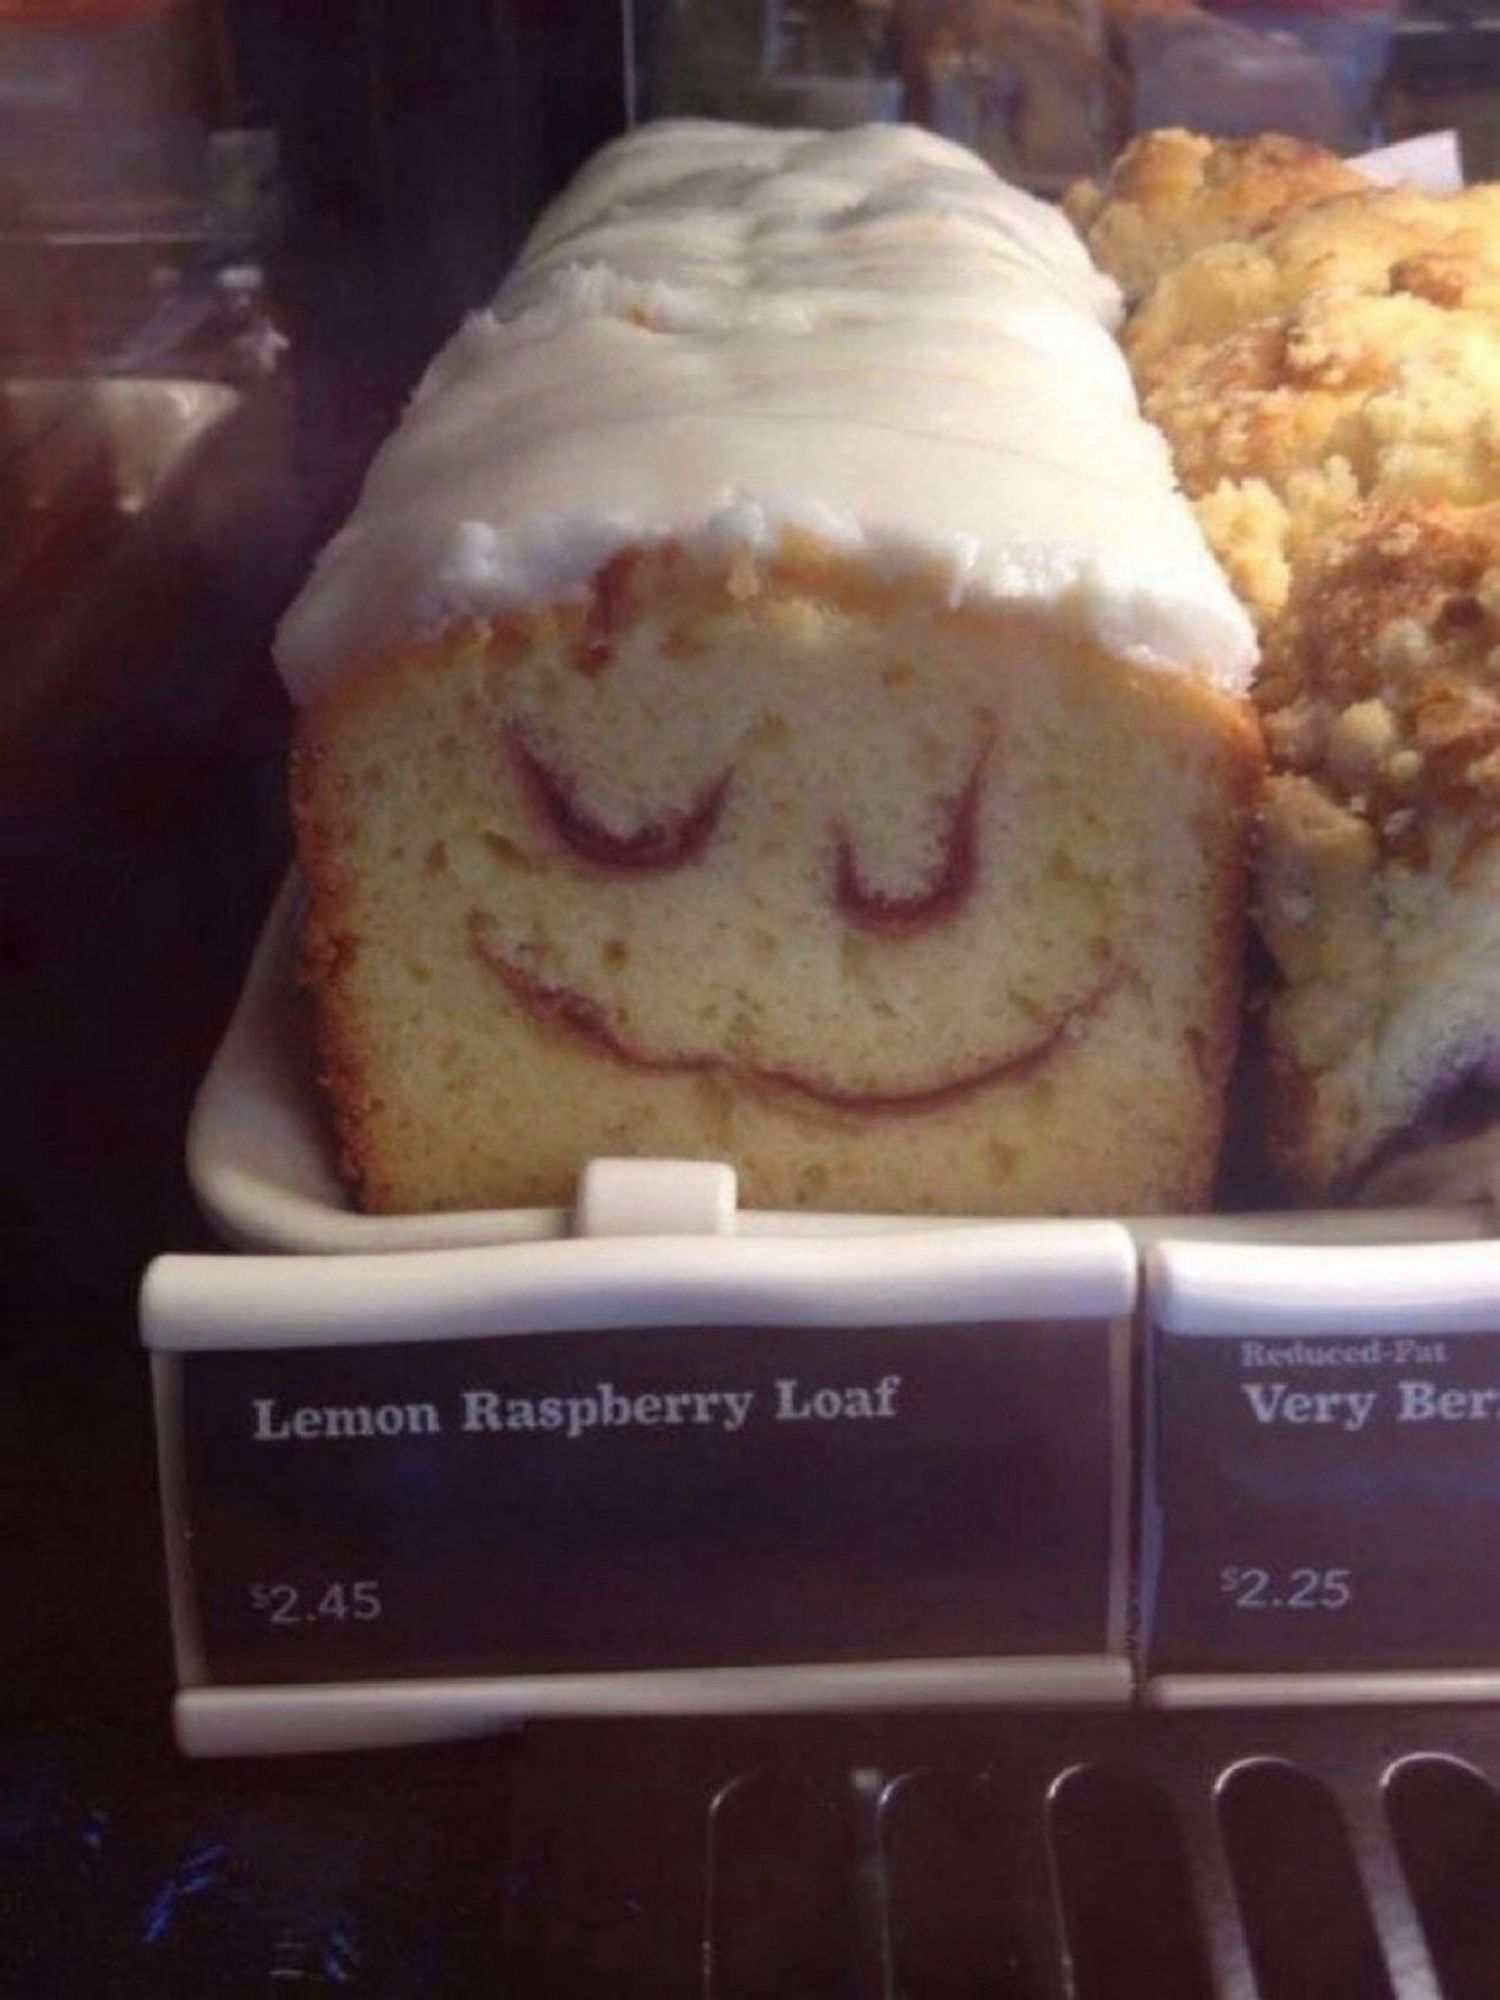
[641,0,902,130]
[1130,3,1400,150]
[0,0,213,236]
[1215,2,1402,130]
[1382,6,1500,185]
[910,0,1113,192]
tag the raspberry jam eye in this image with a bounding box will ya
[834,752,986,932]
[508,723,732,870]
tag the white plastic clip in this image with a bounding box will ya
[574,1158,738,1238]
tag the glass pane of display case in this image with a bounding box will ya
[12,5,1500,1990]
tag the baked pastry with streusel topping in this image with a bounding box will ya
[1258,502,1500,1196]
[1143,286,1500,622]
[1080,131,1500,1199]
[1064,127,1366,305]
[1126,182,1500,389]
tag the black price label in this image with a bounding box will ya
[1145,1320,1500,1674]
[173,1318,1122,1686]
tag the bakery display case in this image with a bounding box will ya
[13,1,1500,1992]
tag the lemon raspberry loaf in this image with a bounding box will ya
[277,120,1260,1217]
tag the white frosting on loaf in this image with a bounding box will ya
[277,120,1257,702]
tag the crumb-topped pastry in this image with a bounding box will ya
[278,120,1259,1217]
[1078,126,1500,1201]
[1064,128,1367,306]
[1144,287,1500,622]
[1257,503,1500,1196]
[1125,182,1500,389]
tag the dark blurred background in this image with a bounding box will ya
[2,0,631,1745]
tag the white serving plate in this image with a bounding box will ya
[188,874,1495,1256]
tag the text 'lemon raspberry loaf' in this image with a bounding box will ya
[276,120,1261,1218]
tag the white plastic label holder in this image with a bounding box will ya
[1143,1235,1500,1708]
[145,1164,1137,1755]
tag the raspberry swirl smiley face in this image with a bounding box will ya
[463,557,1124,1115]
